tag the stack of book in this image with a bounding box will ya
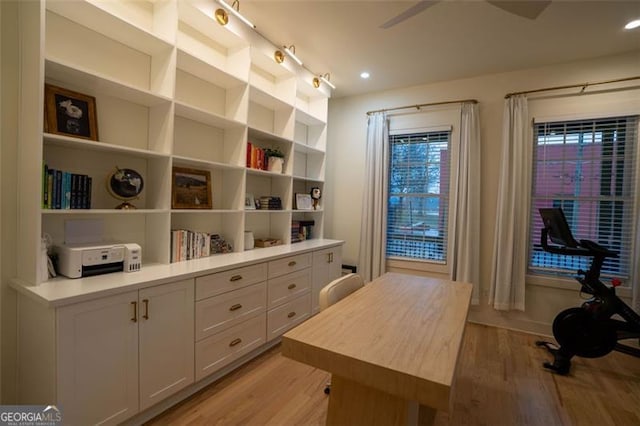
[43,164,92,209]
[291,221,301,243]
[291,220,314,243]
[170,229,211,263]
[210,234,233,254]
[258,196,282,210]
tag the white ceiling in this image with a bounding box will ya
[240,0,640,98]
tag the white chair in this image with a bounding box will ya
[319,273,364,394]
[319,273,364,311]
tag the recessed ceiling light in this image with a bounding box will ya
[360,71,370,79]
[625,19,640,30]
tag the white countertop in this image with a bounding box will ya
[11,239,344,307]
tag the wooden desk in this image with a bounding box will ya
[281,272,472,425]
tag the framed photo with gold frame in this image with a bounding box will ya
[171,167,212,209]
[44,84,99,141]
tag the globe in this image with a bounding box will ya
[107,167,144,209]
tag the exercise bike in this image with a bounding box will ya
[535,207,640,375]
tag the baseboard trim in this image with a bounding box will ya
[468,310,553,338]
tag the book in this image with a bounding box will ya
[46,170,54,209]
[63,171,71,209]
[54,169,62,209]
[42,163,48,209]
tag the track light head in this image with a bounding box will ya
[214,8,229,25]
[274,50,285,64]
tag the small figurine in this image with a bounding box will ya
[310,187,321,210]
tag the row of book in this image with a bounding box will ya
[291,220,315,243]
[247,142,265,170]
[170,230,233,263]
[42,164,92,209]
[258,196,283,210]
[246,142,283,171]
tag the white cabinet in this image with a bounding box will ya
[194,263,268,381]
[138,280,195,411]
[56,279,194,424]
[265,254,313,340]
[15,242,343,424]
[312,246,343,313]
[57,291,139,426]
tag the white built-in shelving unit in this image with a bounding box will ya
[17,0,332,284]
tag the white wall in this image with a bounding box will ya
[325,50,640,334]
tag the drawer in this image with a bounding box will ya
[267,253,311,279]
[195,282,266,341]
[267,292,311,341]
[196,263,267,301]
[195,314,266,381]
[267,268,311,309]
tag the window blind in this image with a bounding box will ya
[387,131,451,262]
[528,116,639,282]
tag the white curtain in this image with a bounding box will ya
[358,112,389,283]
[450,103,481,304]
[489,95,531,311]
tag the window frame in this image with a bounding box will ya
[526,115,639,289]
[386,129,451,265]
[384,109,460,275]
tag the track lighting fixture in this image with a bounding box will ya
[283,45,303,66]
[213,4,333,91]
[313,73,336,90]
[215,0,255,28]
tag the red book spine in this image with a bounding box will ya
[246,142,252,167]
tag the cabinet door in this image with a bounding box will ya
[328,247,343,282]
[138,279,195,411]
[311,246,343,314]
[57,291,139,426]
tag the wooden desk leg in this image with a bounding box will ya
[326,375,437,426]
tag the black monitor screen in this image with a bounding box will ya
[539,208,579,248]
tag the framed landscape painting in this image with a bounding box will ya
[171,167,212,209]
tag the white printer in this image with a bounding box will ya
[56,243,141,279]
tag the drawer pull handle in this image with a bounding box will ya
[142,299,149,320]
[229,338,242,347]
[288,283,297,290]
[287,311,296,318]
[230,275,243,282]
[131,301,137,323]
[288,261,297,267]
[229,303,243,311]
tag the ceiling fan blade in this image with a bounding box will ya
[380,1,441,29]
[486,1,551,20]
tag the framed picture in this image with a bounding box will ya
[44,84,99,141]
[245,193,256,210]
[171,167,212,209]
[295,193,313,210]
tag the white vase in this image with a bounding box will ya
[244,231,254,250]
[268,157,284,173]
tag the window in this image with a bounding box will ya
[387,130,451,262]
[529,116,639,282]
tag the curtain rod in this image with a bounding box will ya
[366,99,477,116]
[505,76,640,99]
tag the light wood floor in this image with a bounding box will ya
[147,323,640,425]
